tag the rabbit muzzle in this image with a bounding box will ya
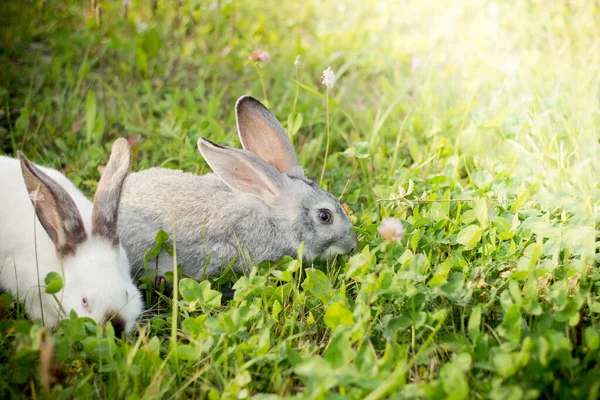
[320,230,359,260]
[102,312,127,337]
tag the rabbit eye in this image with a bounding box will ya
[317,210,333,224]
[82,297,90,312]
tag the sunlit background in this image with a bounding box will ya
[311,0,599,214]
[1,0,598,227]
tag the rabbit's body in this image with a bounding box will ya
[0,140,142,334]
[120,167,334,279]
[118,96,358,280]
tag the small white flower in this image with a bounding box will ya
[29,189,44,203]
[487,2,499,17]
[123,0,130,7]
[411,57,422,72]
[500,57,520,77]
[378,218,405,242]
[136,21,148,33]
[321,66,335,89]
[294,55,301,66]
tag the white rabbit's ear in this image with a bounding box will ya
[198,137,283,202]
[92,138,131,247]
[18,151,87,259]
[235,96,305,178]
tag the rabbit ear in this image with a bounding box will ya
[18,152,87,259]
[92,138,131,247]
[235,96,305,178]
[198,137,283,202]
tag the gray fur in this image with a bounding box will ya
[117,96,358,280]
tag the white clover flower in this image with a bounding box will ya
[258,51,270,63]
[249,50,270,63]
[321,66,335,89]
[294,55,301,66]
[487,2,499,17]
[500,57,520,77]
[411,57,422,72]
[378,218,405,242]
[136,21,148,33]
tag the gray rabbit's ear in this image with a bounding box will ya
[92,138,131,247]
[235,96,305,178]
[18,151,87,259]
[198,137,283,202]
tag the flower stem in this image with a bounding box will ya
[319,88,330,185]
[254,63,268,104]
[293,64,299,114]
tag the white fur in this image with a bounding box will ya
[0,155,142,333]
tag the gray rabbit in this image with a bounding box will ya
[117,96,358,280]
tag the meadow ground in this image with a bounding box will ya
[0,0,599,398]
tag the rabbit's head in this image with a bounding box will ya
[197,96,358,262]
[19,139,142,334]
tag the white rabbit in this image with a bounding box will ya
[0,138,143,335]
[118,96,358,280]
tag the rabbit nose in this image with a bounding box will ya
[104,313,126,337]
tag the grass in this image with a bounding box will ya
[1,0,599,398]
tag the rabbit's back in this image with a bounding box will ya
[118,168,273,278]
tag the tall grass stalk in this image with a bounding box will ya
[169,212,179,373]
[319,87,330,185]
[32,187,44,326]
[292,56,300,113]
